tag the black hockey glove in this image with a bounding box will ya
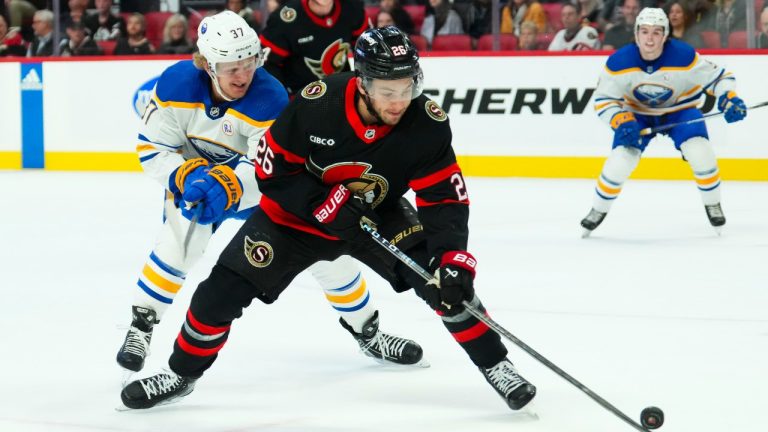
[312,184,378,241]
[423,251,477,312]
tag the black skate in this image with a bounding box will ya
[116,306,156,372]
[121,370,196,409]
[704,203,726,234]
[480,358,536,410]
[341,311,428,367]
[580,208,607,238]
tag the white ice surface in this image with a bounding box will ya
[1,171,766,432]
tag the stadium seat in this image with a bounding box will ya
[476,34,518,51]
[409,34,428,52]
[145,11,173,48]
[542,3,563,32]
[365,6,379,26]
[727,31,748,49]
[699,31,721,49]
[536,32,554,50]
[430,34,472,51]
[187,12,204,41]
[403,5,426,33]
[97,40,117,56]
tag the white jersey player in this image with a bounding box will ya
[580,7,747,237]
[117,11,424,373]
[548,3,601,51]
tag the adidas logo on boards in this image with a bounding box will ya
[21,68,43,91]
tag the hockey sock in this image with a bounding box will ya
[134,251,186,319]
[311,255,373,332]
[680,137,721,205]
[592,146,641,213]
[439,296,508,369]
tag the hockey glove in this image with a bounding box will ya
[313,184,378,241]
[180,165,243,225]
[717,92,747,123]
[610,112,642,150]
[423,251,476,312]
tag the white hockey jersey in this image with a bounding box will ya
[548,26,601,51]
[136,60,289,216]
[594,39,736,125]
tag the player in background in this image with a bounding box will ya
[259,0,368,96]
[117,11,423,375]
[120,26,537,412]
[580,7,747,237]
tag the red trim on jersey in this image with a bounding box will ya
[344,77,393,144]
[260,195,339,240]
[451,321,490,343]
[260,36,290,57]
[176,333,226,357]
[409,163,461,191]
[186,310,230,335]
[266,129,306,164]
[415,197,469,207]
[351,16,368,37]
[302,0,342,28]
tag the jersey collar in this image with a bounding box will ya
[301,0,342,28]
[344,77,393,144]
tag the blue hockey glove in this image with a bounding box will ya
[180,165,243,225]
[717,92,747,123]
[611,112,641,150]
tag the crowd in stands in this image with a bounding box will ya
[1,0,767,57]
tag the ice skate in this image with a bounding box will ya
[341,311,429,367]
[116,306,156,372]
[120,370,196,409]
[580,208,607,238]
[704,203,725,235]
[480,358,536,410]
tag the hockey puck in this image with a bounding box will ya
[640,406,664,430]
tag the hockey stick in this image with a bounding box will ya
[639,100,768,136]
[182,203,204,259]
[360,223,655,432]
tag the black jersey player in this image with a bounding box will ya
[120,26,537,413]
[259,0,367,95]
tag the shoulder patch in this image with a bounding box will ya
[280,6,297,23]
[301,80,327,100]
[425,100,447,122]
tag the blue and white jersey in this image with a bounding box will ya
[136,60,289,214]
[594,39,736,124]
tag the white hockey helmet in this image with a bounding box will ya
[635,7,669,36]
[196,10,265,74]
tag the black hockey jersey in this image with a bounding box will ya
[253,73,470,260]
[259,0,367,95]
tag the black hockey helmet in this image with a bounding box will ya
[354,26,423,100]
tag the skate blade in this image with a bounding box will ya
[713,226,723,236]
[368,355,431,368]
[115,393,189,412]
[581,228,593,238]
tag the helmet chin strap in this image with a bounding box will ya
[206,68,237,103]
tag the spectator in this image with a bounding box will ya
[84,0,126,41]
[420,0,464,47]
[114,12,154,55]
[701,0,747,48]
[379,0,415,34]
[0,13,26,56]
[61,0,90,30]
[226,0,260,31]
[157,13,195,54]
[59,21,102,56]
[500,0,547,36]
[376,9,395,27]
[758,6,768,48]
[665,0,703,48]
[602,0,640,50]
[466,0,493,47]
[517,19,539,50]
[6,0,46,30]
[27,8,54,57]
[548,2,600,50]
[577,0,601,26]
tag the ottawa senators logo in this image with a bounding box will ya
[304,39,351,79]
[425,100,447,122]
[301,80,327,100]
[320,162,389,208]
[280,6,296,23]
[244,236,274,268]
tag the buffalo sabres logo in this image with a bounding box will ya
[187,136,242,164]
[301,80,327,100]
[244,236,274,268]
[280,6,296,22]
[633,83,674,108]
[425,100,447,122]
[304,39,351,79]
[319,162,389,208]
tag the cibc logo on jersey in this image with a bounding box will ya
[244,236,274,268]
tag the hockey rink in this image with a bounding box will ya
[1,171,766,432]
